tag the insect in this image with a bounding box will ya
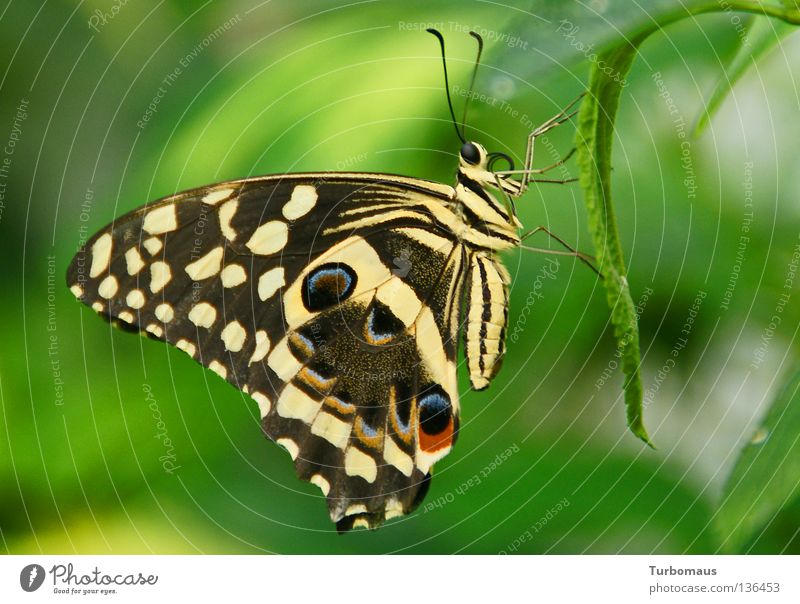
[66,30,589,531]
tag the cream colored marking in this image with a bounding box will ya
[344,447,377,483]
[221,264,246,288]
[250,391,271,417]
[248,330,271,365]
[310,474,330,496]
[323,210,430,236]
[311,412,351,449]
[257,267,285,301]
[97,275,118,299]
[145,323,163,338]
[267,337,302,381]
[117,311,134,324]
[220,321,247,352]
[340,202,403,216]
[188,302,216,328]
[126,289,145,309]
[218,199,239,241]
[242,385,249,394]
[416,307,459,413]
[346,503,368,516]
[176,339,196,357]
[276,437,299,460]
[282,185,318,220]
[284,236,392,329]
[385,498,404,520]
[89,233,113,278]
[202,188,234,205]
[185,246,223,280]
[91,302,104,312]
[245,221,288,255]
[209,360,227,380]
[416,444,452,476]
[352,518,370,529]
[124,247,145,275]
[142,205,178,235]
[69,284,84,298]
[375,277,422,327]
[383,437,413,477]
[149,261,172,293]
[393,227,455,254]
[154,303,174,323]
[276,383,321,423]
[143,237,162,255]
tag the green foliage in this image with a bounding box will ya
[716,368,800,552]
[575,36,651,445]
[694,18,797,137]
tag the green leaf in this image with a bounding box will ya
[715,368,800,552]
[575,36,652,446]
[694,17,796,137]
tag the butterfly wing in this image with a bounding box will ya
[66,173,467,530]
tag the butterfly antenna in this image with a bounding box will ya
[427,28,466,144]
[461,31,483,137]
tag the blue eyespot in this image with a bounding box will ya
[418,388,452,435]
[302,263,357,312]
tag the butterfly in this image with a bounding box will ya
[66,29,586,531]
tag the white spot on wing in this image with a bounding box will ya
[126,289,145,309]
[310,474,330,496]
[188,302,216,328]
[311,412,351,449]
[149,261,172,293]
[383,437,413,477]
[267,337,302,380]
[221,264,246,288]
[220,321,247,352]
[218,199,239,241]
[246,221,288,255]
[208,360,227,379]
[69,284,84,298]
[282,185,318,220]
[176,339,196,357]
[118,311,134,324]
[276,437,299,460]
[143,205,177,235]
[257,267,285,301]
[276,383,321,423]
[185,246,223,280]
[146,323,163,337]
[202,188,234,205]
[143,237,162,256]
[97,275,118,299]
[89,233,113,278]
[248,330,271,364]
[125,247,145,275]
[154,303,174,323]
[344,447,377,483]
[91,302,104,312]
[251,391,272,417]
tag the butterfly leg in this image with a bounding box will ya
[520,226,601,277]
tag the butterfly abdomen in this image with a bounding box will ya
[464,254,510,391]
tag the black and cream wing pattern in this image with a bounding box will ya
[66,171,515,531]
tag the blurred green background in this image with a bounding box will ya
[1,0,799,554]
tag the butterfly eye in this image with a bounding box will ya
[302,263,358,312]
[460,142,481,165]
[418,388,452,435]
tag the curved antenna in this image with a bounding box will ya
[427,28,466,144]
[461,31,484,136]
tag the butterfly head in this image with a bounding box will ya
[457,141,524,209]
